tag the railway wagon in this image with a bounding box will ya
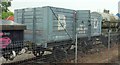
[14,6,75,47]
[14,6,119,58]
[0,20,26,60]
[14,6,76,56]
[91,11,120,46]
[14,6,101,57]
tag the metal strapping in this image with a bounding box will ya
[49,7,72,40]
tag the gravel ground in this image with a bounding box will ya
[1,43,119,64]
[0,51,52,64]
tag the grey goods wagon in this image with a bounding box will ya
[14,6,101,57]
[91,11,119,46]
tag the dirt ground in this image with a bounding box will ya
[1,44,119,64]
[65,44,119,63]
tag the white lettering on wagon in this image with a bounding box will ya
[58,14,66,30]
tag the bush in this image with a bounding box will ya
[2,11,14,19]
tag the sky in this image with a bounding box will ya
[9,0,120,14]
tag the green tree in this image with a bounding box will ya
[1,2,11,12]
[0,1,13,19]
[2,11,13,19]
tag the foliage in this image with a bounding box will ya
[0,1,13,19]
[1,2,11,12]
[2,11,13,19]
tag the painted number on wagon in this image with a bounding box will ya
[92,18,98,28]
[58,14,66,30]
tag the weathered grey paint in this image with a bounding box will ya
[91,12,102,36]
[15,6,75,47]
[76,10,91,37]
[14,6,98,47]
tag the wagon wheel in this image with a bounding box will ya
[52,46,67,62]
[66,45,75,54]
[81,41,88,53]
